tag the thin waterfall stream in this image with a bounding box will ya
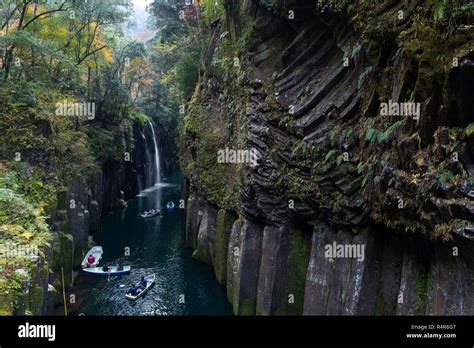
[148,121,161,185]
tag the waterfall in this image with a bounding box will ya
[147,121,161,185]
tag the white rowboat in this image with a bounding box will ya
[125,274,155,300]
[81,246,103,269]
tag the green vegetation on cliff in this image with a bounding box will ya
[0,0,159,314]
[180,0,474,239]
[0,172,51,315]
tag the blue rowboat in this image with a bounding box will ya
[82,265,131,276]
[125,274,156,300]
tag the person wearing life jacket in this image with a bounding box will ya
[87,254,95,266]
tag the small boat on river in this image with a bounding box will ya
[166,201,175,210]
[125,274,156,300]
[81,246,103,269]
[82,265,131,276]
[139,208,162,218]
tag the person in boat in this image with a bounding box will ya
[127,285,138,296]
[117,264,124,271]
[102,265,110,272]
[138,276,147,289]
[87,254,95,267]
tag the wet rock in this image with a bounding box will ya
[215,210,238,286]
[275,225,311,315]
[428,242,472,315]
[207,205,218,267]
[303,224,335,315]
[192,204,211,264]
[375,231,403,315]
[89,200,100,232]
[59,232,74,288]
[345,228,372,315]
[185,193,199,249]
[118,199,127,209]
[326,230,354,315]
[227,219,242,308]
[234,219,263,315]
[256,225,289,315]
[396,236,430,315]
[46,284,60,313]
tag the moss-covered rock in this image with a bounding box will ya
[0,293,13,316]
[59,232,74,288]
[214,209,237,285]
[226,219,242,306]
[185,194,199,249]
[276,226,311,315]
[234,220,263,315]
[28,285,45,315]
[191,204,212,264]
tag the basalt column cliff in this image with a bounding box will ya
[180,0,474,315]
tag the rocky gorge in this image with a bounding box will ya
[2,121,162,315]
[180,0,474,315]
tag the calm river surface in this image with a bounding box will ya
[73,173,232,316]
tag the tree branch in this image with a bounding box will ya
[76,45,107,65]
[21,1,69,30]
[1,4,21,30]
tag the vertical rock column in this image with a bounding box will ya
[427,241,473,315]
[303,225,397,315]
[233,219,264,315]
[192,201,211,263]
[207,206,218,268]
[395,236,430,315]
[214,210,238,286]
[303,224,336,315]
[66,178,90,266]
[185,193,199,250]
[256,225,290,315]
[226,219,242,306]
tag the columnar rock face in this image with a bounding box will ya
[102,122,157,213]
[186,191,474,315]
[181,1,474,315]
